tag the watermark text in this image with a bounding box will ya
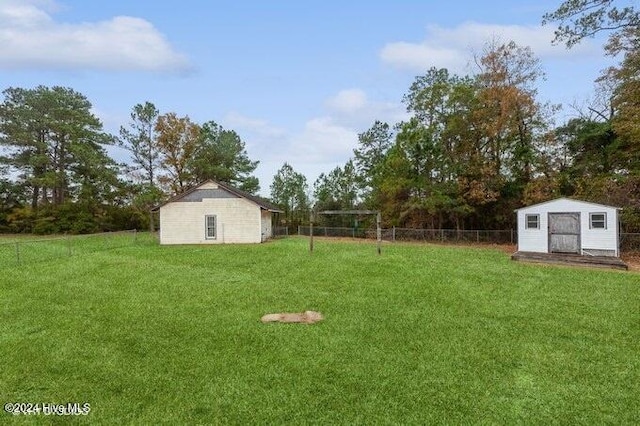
[4,402,91,416]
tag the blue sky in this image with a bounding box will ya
[0,0,615,196]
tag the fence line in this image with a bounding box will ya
[273,226,289,237]
[298,226,367,239]
[298,226,515,244]
[296,226,640,252]
[0,230,145,267]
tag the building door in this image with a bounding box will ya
[548,212,580,254]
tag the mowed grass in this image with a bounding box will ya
[1,237,639,424]
[0,231,141,266]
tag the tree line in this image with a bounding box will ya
[1,0,639,234]
[270,1,640,232]
[0,90,259,234]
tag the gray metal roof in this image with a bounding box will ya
[153,180,284,213]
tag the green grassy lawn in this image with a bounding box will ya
[0,231,141,266]
[1,237,638,424]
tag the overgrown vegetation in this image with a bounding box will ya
[1,238,638,423]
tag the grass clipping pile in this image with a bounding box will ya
[261,311,324,324]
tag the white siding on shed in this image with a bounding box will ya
[517,211,549,253]
[516,198,619,257]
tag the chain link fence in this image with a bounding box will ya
[381,228,515,244]
[298,226,368,238]
[298,226,515,244]
[0,230,148,267]
[273,226,290,238]
[620,233,640,252]
[296,226,640,253]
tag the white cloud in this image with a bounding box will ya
[380,42,467,73]
[223,88,408,195]
[220,112,291,195]
[220,111,359,194]
[227,111,356,167]
[293,117,358,164]
[326,89,368,113]
[224,111,286,139]
[272,117,359,189]
[380,21,599,73]
[0,0,191,72]
[325,88,408,130]
[0,0,53,27]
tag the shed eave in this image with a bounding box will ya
[514,197,621,212]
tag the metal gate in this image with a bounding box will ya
[548,212,581,254]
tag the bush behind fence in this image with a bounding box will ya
[620,233,640,252]
[0,230,151,267]
[296,226,640,252]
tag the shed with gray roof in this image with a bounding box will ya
[154,180,283,245]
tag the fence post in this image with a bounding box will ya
[133,229,138,244]
[15,241,20,265]
[510,229,514,244]
[298,225,301,236]
[476,230,480,243]
[393,226,396,242]
[376,212,382,255]
[309,217,314,253]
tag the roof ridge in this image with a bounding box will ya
[152,179,283,212]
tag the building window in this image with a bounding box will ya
[205,215,216,239]
[590,213,606,229]
[525,214,539,230]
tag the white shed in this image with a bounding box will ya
[155,180,283,245]
[515,198,621,257]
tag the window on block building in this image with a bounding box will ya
[205,215,217,239]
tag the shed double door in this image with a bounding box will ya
[548,213,580,254]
